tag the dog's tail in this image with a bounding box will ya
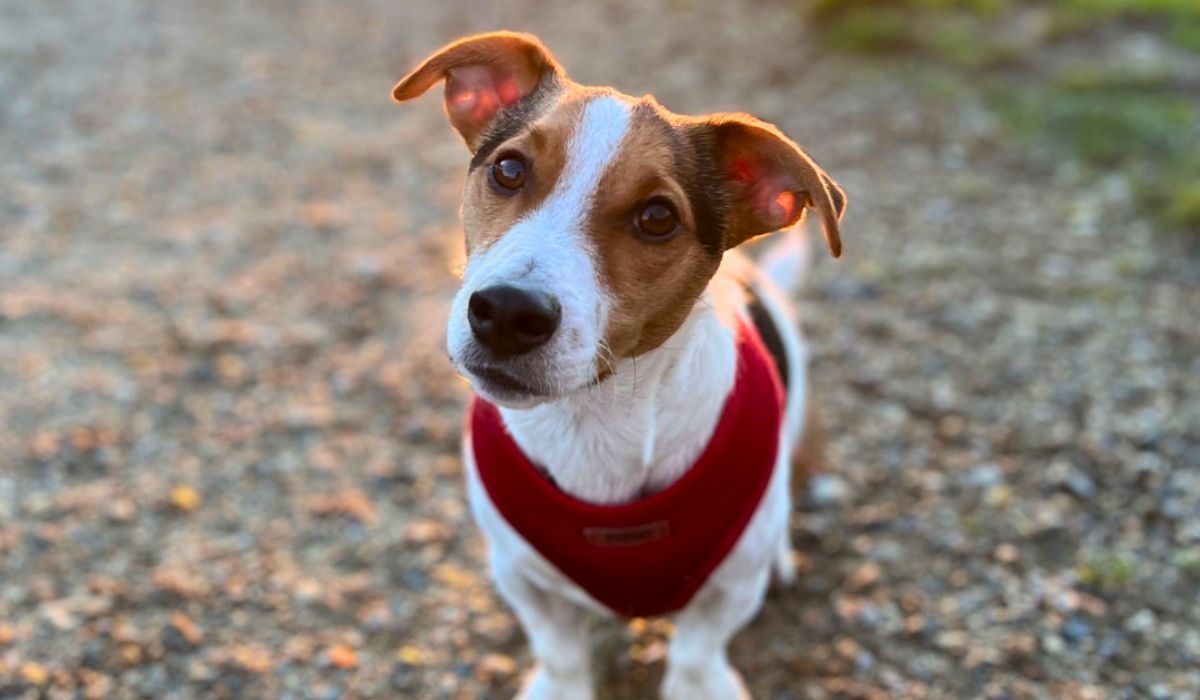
[758,220,814,297]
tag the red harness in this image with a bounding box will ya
[470,319,784,618]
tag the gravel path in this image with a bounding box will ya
[2,1,1198,698]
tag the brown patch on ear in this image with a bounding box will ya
[392,32,562,149]
[706,115,847,258]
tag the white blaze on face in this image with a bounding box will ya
[447,95,633,403]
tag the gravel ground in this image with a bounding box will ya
[2,1,1199,699]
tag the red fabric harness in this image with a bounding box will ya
[470,319,784,618]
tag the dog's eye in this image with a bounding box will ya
[489,153,527,194]
[636,198,680,240]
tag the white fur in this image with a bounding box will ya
[447,96,632,407]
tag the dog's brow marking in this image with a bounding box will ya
[531,96,632,231]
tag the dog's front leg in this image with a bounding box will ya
[661,569,770,700]
[493,562,594,700]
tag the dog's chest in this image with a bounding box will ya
[468,319,785,618]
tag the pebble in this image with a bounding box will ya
[475,653,518,685]
[962,463,1004,489]
[1125,609,1158,635]
[808,474,850,508]
[1064,467,1098,500]
[1061,617,1092,644]
[1041,633,1066,655]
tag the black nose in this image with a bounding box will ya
[468,285,562,357]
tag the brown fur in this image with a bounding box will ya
[459,98,583,255]
[588,103,722,371]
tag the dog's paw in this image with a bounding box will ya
[517,665,595,700]
[662,663,751,700]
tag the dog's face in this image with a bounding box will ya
[394,32,845,408]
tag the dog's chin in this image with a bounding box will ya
[456,355,600,410]
[460,365,556,409]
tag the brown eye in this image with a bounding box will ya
[489,153,527,194]
[636,198,680,239]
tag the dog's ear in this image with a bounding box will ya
[392,32,562,149]
[703,114,846,258]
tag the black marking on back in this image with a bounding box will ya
[746,287,790,391]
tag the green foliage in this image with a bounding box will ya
[1043,92,1191,168]
[1060,0,1200,19]
[1150,172,1200,234]
[808,0,1012,22]
[808,0,1200,55]
[805,0,1200,239]
[1054,0,1200,50]
[1077,552,1137,591]
[820,6,918,55]
[1175,548,1200,576]
[810,0,1019,67]
[1169,17,1200,52]
[1000,76,1193,163]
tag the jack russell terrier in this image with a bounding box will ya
[393,31,846,700]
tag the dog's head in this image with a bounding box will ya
[394,32,846,408]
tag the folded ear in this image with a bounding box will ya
[392,32,562,150]
[706,115,847,257]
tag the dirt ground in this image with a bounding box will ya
[2,1,1199,698]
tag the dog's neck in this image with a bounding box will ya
[498,294,739,505]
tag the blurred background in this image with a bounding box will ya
[2,0,1198,698]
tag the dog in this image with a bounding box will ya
[393,32,846,700]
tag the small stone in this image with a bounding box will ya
[396,645,426,667]
[229,645,273,674]
[165,611,203,649]
[984,484,1012,507]
[993,543,1020,564]
[847,562,882,592]
[168,485,201,512]
[402,519,453,545]
[20,662,48,686]
[351,257,386,284]
[326,644,358,670]
[962,463,1003,489]
[809,474,849,508]
[823,277,881,301]
[1048,460,1096,500]
[1064,468,1097,500]
[390,663,419,692]
[307,490,377,525]
[1061,617,1092,644]
[1124,609,1156,635]
[834,638,860,659]
[119,643,142,666]
[1041,633,1066,655]
[1005,633,1037,659]
[936,631,969,654]
[107,498,136,523]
